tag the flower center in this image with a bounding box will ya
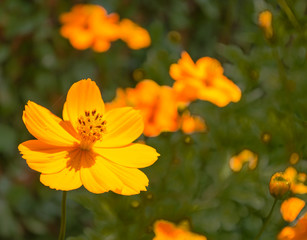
[76,110,106,150]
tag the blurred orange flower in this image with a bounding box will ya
[278,213,307,240]
[258,10,273,39]
[169,51,241,107]
[281,197,305,222]
[153,220,207,240]
[106,80,179,137]
[18,79,159,194]
[180,111,206,134]
[60,4,120,52]
[284,167,307,194]
[229,149,258,172]
[60,4,151,52]
[119,19,151,49]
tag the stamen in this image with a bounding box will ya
[76,110,107,150]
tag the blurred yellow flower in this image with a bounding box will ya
[258,10,273,39]
[284,167,307,194]
[229,149,258,172]
[18,79,159,194]
[280,197,305,222]
[261,132,271,143]
[60,4,151,52]
[153,220,207,240]
[119,19,151,49]
[278,213,307,240]
[60,4,120,52]
[170,51,241,107]
[269,172,291,199]
[180,111,206,134]
[106,80,179,137]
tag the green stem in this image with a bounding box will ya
[58,191,67,240]
[277,0,300,30]
[254,198,278,240]
[272,47,287,86]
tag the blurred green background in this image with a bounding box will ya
[1,0,307,239]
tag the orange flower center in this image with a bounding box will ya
[77,110,106,150]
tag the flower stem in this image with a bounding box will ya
[277,0,300,30]
[58,191,67,240]
[254,198,278,240]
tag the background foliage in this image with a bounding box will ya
[1,0,307,239]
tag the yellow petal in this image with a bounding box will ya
[92,39,111,52]
[95,107,144,148]
[284,166,297,182]
[40,149,82,191]
[93,143,159,168]
[198,84,240,107]
[23,101,78,146]
[80,153,148,195]
[291,184,307,194]
[277,227,296,240]
[229,156,243,172]
[18,140,75,174]
[169,63,183,81]
[179,51,198,76]
[281,197,305,222]
[196,56,224,77]
[277,213,307,240]
[212,76,242,102]
[68,28,94,50]
[153,220,179,238]
[103,158,149,195]
[63,79,105,130]
[153,220,207,240]
[80,152,123,194]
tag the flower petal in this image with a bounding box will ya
[101,157,149,195]
[281,197,305,222]
[93,143,159,168]
[212,76,241,102]
[18,140,76,174]
[169,52,196,81]
[39,149,83,191]
[95,107,144,148]
[198,76,242,107]
[80,153,148,195]
[23,101,78,146]
[80,151,123,194]
[198,87,231,107]
[63,79,105,130]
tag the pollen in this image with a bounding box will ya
[77,110,107,150]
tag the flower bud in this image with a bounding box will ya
[269,172,291,199]
[258,10,273,39]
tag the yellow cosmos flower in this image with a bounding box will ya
[60,4,151,52]
[229,149,258,172]
[60,4,120,52]
[170,51,241,107]
[18,79,159,194]
[106,80,179,137]
[153,220,207,240]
